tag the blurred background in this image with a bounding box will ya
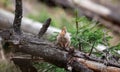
[0,0,120,72]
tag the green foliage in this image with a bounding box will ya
[28,12,60,27]
[107,43,120,56]
[27,10,74,30]
[1,0,11,7]
[28,11,50,23]
[60,17,74,32]
[71,16,111,53]
[48,32,58,42]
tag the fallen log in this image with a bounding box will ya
[1,29,120,72]
[0,29,93,72]
[77,58,120,72]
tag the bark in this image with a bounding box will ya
[0,30,93,72]
[1,30,120,72]
[13,0,22,35]
[38,18,51,38]
[77,58,120,72]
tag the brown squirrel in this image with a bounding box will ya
[56,26,71,48]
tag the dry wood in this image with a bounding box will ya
[1,30,120,72]
[38,18,51,38]
[13,0,22,35]
[77,58,120,72]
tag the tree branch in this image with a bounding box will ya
[13,0,22,35]
[38,18,51,38]
[1,29,120,71]
[0,29,93,72]
[88,42,95,56]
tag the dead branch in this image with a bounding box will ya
[77,53,120,68]
[0,30,93,72]
[77,58,120,72]
[13,0,22,35]
[38,18,51,38]
[1,29,120,72]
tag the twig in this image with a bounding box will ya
[13,0,22,35]
[38,18,51,38]
[78,39,82,51]
[75,9,79,35]
[74,50,120,68]
[88,42,95,56]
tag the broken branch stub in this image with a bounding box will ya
[13,0,22,35]
[38,18,51,38]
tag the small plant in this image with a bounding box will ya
[108,43,120,57]
[71,16,112,54]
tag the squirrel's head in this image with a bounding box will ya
[60,26,67,36]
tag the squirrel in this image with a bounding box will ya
[56,26,71,48]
